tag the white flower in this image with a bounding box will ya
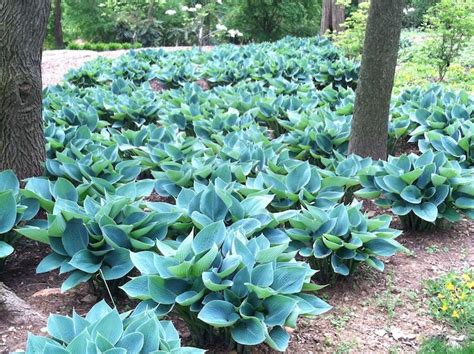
[408,7,415,12]
[216,24,227,31]
[181,5,189,11]
[165,9,177,16]
[188,7,197,12]
[195,3,202,9]
[217,0,222,4]
[235,30,243,37]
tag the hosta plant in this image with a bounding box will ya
[18,187,181,292]
[287,202,403,280]
[122,223,331,352]
[244,160,347,210]
[22,300,204,354]
[355,151,474,230]
[0,170,39,264]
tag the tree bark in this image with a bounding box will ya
[54,0,64,49]
[0,282,46,327]
[0,0,50,179]
[348,0,404,160]
[320,0,345,34]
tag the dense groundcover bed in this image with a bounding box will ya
[0,37,473,353]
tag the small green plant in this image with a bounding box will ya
[122,224,332,352]
[21,300,204,353]
[375,272,402,320]
[425,270,474,332]
[419,336,474,354]
[356,151,474,231]
[287,202,404,280]
[419,0,474,81]
[0,170,39,265]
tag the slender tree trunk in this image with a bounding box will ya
[0,0,50,179]
[348,0,404,160]
[320,0,345,34]
[54,0,64,49]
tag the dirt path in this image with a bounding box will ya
[42,46,213,87]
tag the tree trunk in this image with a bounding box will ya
[54,0,64,49]
[0,282,46,328]
[348,0,404,160]
[0,0,50,179]
[320,0,345,34]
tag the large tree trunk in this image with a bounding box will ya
[54,0,64,49]
[0,0,50,179]
[348,0,404,160]
[320,0,345,34]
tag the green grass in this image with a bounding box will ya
[419,336,474,354]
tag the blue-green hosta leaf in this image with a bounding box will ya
[148,276,184,305]
[271,266,306,294]
[400,185,422,204]
[429,185,449,206]
[392,201,412,216]
[16,225,49,244]
[365,239,401,257]
[263,295,298,327]
[241,195,274,216]
[200,188,228,221]
[120,276,150,300]
[91,309,123,345]
[68,250,102,274]
[37,253,67,273]
[61,270,92,293]
[53,178,78,202]
[286,162,311,193]
[330,254,349,276]
[0,170,19,193]
[202,271,233,291]
[400,169,423,185]
[454,197,474,210]
[231,318,266,346]
[192,221,226,254]
[265,326,290,352]
[176,290,205,307]
[0,191,17,234]
[62,219,89,257]
[366,256,385,272]
[382,176,406,194]
[353,188,381,199]
[197,300,239,327]
[412,202,438,222]
[0,241,14,259]
[251,263,274,287]
[116,333,144,353]
[313,238,332,258]
[102,225,132,249]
